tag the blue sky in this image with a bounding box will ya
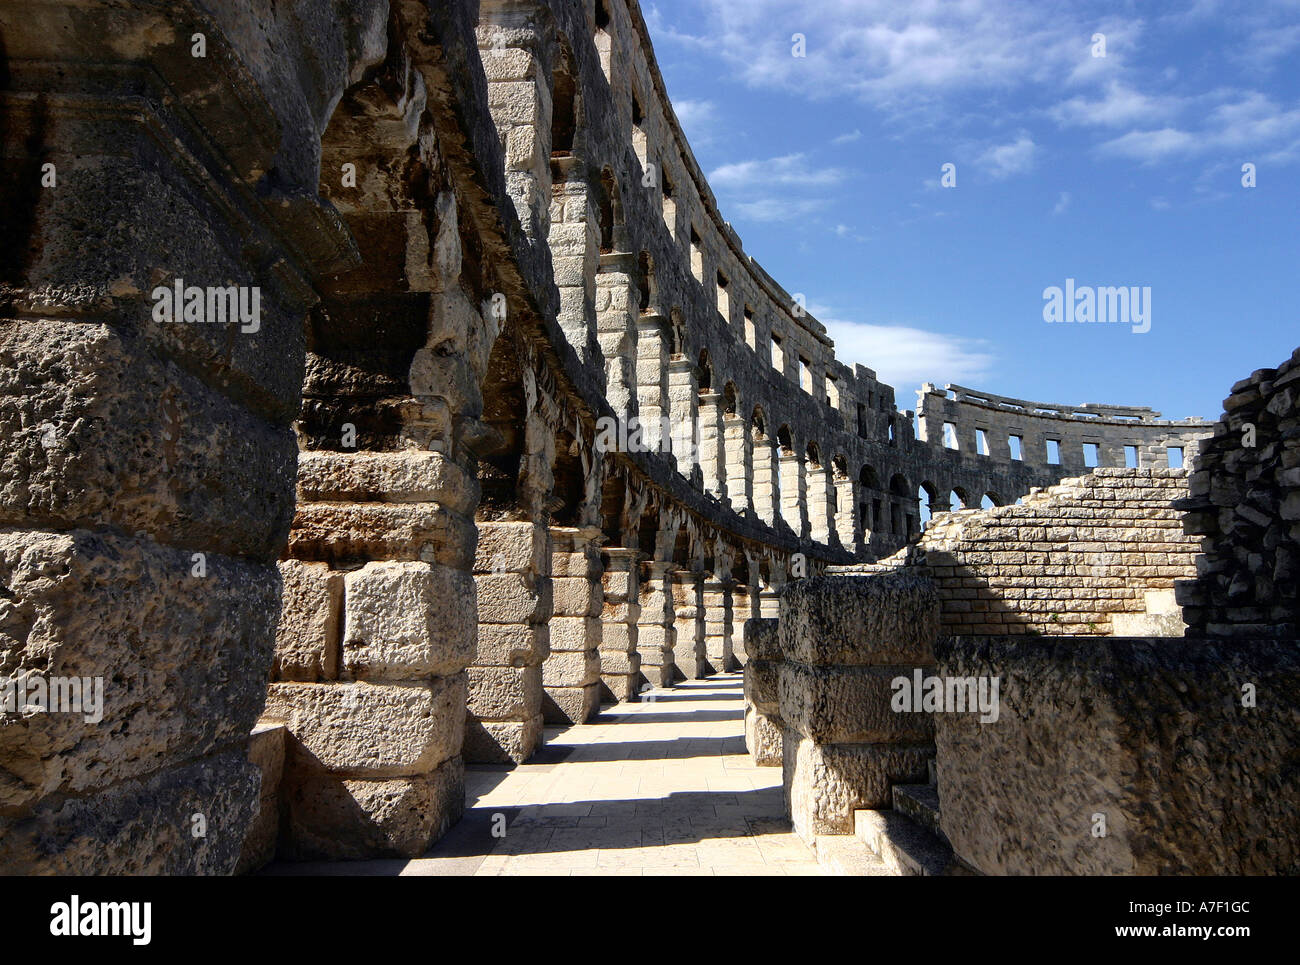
[643,0,1300,421]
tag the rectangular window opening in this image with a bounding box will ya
[1009,434,1023,460]
[1046,439,1061,465]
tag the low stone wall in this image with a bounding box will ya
[776,573,939,844]
[934,635,1300,875]
[1177,346,1300,638]
[893,469,1199,635]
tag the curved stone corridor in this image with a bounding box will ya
[265,674,823,875]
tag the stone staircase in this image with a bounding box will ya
[814,761,976,875]
[1110,588,1186,636]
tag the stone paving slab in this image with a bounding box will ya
[262,673,822,876]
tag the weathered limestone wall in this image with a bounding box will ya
[1177,346,1300,638]
[0,0,393,874]
[776,574,939,844]
[934,635,1300,874]
[839,469,1200,636]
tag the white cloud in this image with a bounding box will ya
[1051,191,1071,216]
[977,135,1037,179]
[1050,81,1181,128]
[820,317,998,388]
[731,198,828,221]
[1097,127,1197,163]
[832,129,863,144]
[709,153,847,190]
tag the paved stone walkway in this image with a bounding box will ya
[267,673,823,875]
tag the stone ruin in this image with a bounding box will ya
[0,0,1291,875]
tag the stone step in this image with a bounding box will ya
[892,783,943,839]
[1111,610,1186,636]
[814,834,894,876]
[854,809,960,876]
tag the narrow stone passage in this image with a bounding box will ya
[267,673,823,875]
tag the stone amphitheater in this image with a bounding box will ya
[0,0,1294,876]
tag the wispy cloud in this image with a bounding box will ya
[832,129,863,145]
[709,153,847,190]
[978,135,1037,179]
[821,316,999,388]
[732,198,828,221]
[1051,191,1071,216]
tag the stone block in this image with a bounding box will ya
[343,561,476,679]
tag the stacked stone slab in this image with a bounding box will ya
[778,573,939,844]
[934,635,1300,874]
[0,0,395,873]
[702,563,735,674]
[849,469,1200,636]
[270,450,480,859]
[636,561,678,687]
[468,521,550,763]
[600,548,643,701]
[1176,346,1300,638]
[543,527,603,724]
[671,569,707,680]
[742,619,783,766]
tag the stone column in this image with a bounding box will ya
[467,521,549,764]
[543,526,603,724]
[778,573,939,845]
[751,434,779,526]
[671,569,707,680]
[477,5,551,241]
[779,450,807,537]
[600,547,643,702]
[723,411,752,512]
[636,313,669,455]
[667,356,698,476]
[596,253,637,422]
[702,563,735,675]
[0,3,389,872]
[637,561,678,687]
[833,472,855,548]
[742,619,783,766]
[698,390,726,498]
[807,462,832,543]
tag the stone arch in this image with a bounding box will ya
[593,0,614,82]
[697,349,713,392]
[982,491,1003,509]
[918,480,942,529]
[952,486,972,510]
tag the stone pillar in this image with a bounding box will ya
[698,390,726,498]
[596,253,637,422]
[600,548,643,702]
[672,569,707,680]
[751,434,779,526]
[777,573,939,845]
[636,313,669,454]
[467,521,549,764]
[723,410,752,511]
[548,166,599,370]
[702,563,735,675]
[730,581,753,667]
[807,462,832,543]
[543,526,603,724]
[477,6,551,241]
[742,619,783,766]
[779,450,807,536]
[0,3,389,872]
[637,561,678,687]
[833,472,855,548]
[667,356,699,476]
